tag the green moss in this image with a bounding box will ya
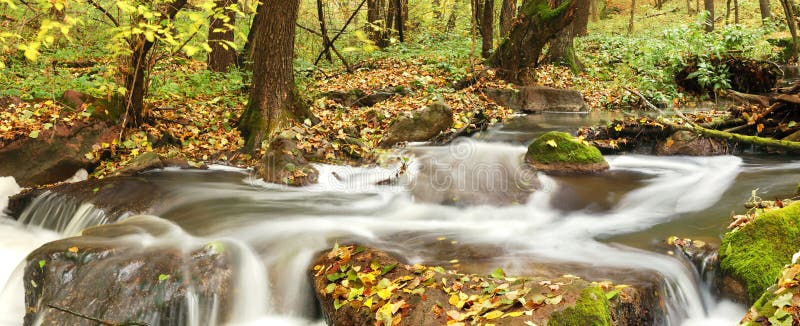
[719,202,800,302]
[549,285,613,326]
[526,131,605,165]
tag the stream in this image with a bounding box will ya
[1,112,799,325]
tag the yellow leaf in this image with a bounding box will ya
[504,311,524,318]
[665,138,674,148]
[483,310,503,320]
[757,123,764,133]
[449,294,459,306]
[614,124,623,132]
[364,297,373,308]
[68,246,78,253]
[545,139,557,148]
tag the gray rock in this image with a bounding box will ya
[484,86,589,113]
[379,100,453,147]
[655,131,729,156]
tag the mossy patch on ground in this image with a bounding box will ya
[719,202,800,302]
[549,285,613,326]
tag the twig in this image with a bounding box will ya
[47,304,149,326]
[312,0,367,66]
[86,0,120,27]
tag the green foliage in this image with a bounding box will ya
[719,202,800,302]
[686,59,731,91]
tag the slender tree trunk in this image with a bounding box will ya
[207,0,236,72]
[238,0,300,152]
[488,0,577,84]
[704,0,714,32]
[686,0,692,15]
[317,0,333,63]
[480,0,494,57]
[590,0,598,21]
[446,0,459,31]
[432,0,442,19]
[759,0,771,22]
[628,0,635,34]
[781,0,799,60]
[121,0,187,127]
[395,0,405,42]
[500,0,517,38]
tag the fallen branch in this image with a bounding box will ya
[624,88,800,152]
[47,304,149,326]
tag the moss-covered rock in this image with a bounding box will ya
[740,264,800,325]
[525,131,609,174]
[719,202,800,303]
[550,285,613,326]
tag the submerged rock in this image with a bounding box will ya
[0,121,120,187]
[719,202,800,303]
[23,217,232,326]
[259,137,318,186]
[379,100,453,148]
[525,131,609,174]
[310,245,655,326]
[484,86,589,113]
[655,131,729,156]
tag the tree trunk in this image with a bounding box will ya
[759,0,771,22]
[590,0,598,21]
[238,0,300,152]
[394,0,405,42]
[121,0,187,127]
[686,0,692,15]
[446,0,459,31]
[207,0,236,72]
[781,0,799,60]
[432,0,441,19]
[488,0,577,84]
[703,0,714,32]
[480,0,494,57]
[500,0,517,38]
[628,0,635,34]
[545,0,588,72]
[317,0,333,63]
[367,0,389,47]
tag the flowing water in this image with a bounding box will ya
[1,113,799,325]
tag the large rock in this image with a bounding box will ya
[484,86,589,113]
[525,131,609,174]
[719,202,800,303]
[23,217,232,326]
[379,101,453,147]
[655,131,729,156]
[5,176,164,223]
[259,137,318,186]
[0,121,119,187]
[311,245,655,326]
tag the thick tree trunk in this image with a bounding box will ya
[367,0,389,47]
[207,0,236,72]
[488,0,577,84]
[545,0,588,72]
[704,0,714,32]
[759,0,771,21]
[238,0,300,152]
[394,0,405,42]
[500,0,517,37]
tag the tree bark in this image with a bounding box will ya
[628,0,635,34]
[367,0,389,47]
[500,0,516,38]
[207,0,236,72]
[446,0,459,31]
[759,0,771,22]
[121,0,188,127]
[545,0,588,72]
[703,0,714,32]
[480,0,494,57]
[488,0,577,84]
[316,0,333,63]
[781,0,799,60]
[238,0,300,152]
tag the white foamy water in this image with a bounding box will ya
[0,143,785,325]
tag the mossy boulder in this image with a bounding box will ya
[525,131,609,174]
[719,202,800,303]
[549,285,613,326]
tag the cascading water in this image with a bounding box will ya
[3,121,800,325]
